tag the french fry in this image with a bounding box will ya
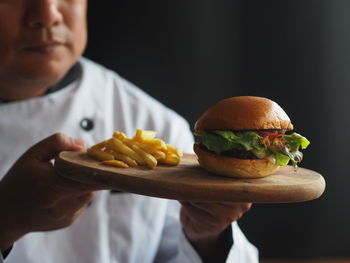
[113,131,128,141]
[132,141,155,154]
[152,150,166,161]
[107,137,146,165]
[132,141,166,160]
[166,144,183,157]
[160,153,180,165]
[90,141,106,150]
[133,129,157,141]
[88,129,182,169]
[121,138,134,148]
[132,129,166,149]
[101,159,129,168]
[131,144,157,168]
[142,138,167,150]
[87,148,114,161]
[109,150,138,167]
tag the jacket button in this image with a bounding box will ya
[80,118,94,131]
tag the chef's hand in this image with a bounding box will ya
[180,201,252,263]
[0,133,96,252]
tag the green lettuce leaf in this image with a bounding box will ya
[251,147,269,159]
[201,132,235,154]
[284,133,310,150]
[201,130,262,154]
[197,130,310,167]
[271,150,291,166]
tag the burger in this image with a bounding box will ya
[193,96,310,178]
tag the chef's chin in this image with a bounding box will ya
[12,50,74,87]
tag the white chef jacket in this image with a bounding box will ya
[0,57,258,263]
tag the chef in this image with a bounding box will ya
[0,0,258,262]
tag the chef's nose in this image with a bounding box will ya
[24,0,63,29]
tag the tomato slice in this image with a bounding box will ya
[258,131,282,140]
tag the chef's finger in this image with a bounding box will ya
[25,133,85,162]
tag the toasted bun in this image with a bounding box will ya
[194,96,293,131]
[194,144,280,178]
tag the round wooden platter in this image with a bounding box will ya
[55,151,326,203]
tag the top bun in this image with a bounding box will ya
[194,96,293,131]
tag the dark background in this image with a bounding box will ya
[85,0,350,260]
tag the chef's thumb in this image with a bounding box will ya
[26,133,85,162]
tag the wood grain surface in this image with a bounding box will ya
[55,151,326,203]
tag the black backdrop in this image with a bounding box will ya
[85,0,350,259]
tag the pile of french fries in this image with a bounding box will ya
[87,129,183,169]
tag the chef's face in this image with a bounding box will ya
[0,0,87,96]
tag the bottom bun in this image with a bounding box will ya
[193,143,280,179]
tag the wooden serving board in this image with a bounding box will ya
[55,151,326,203]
